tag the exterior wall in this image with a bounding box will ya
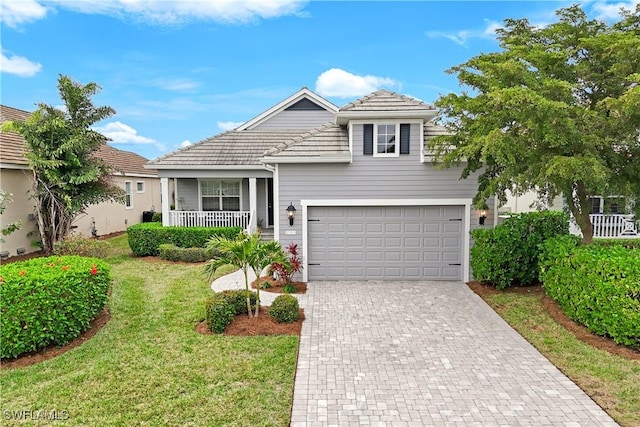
[501,190,564,214]
[254,110,334,129]
[275,122,487,252]
[0,171,162,257]
[74,176,161,237]
[0,168,39,257]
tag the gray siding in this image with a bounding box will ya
[254,110,334,129]
[176,178,199,211]
[256,178,267,225]
[276,123,490,280]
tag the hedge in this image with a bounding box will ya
[127,222,242,256]
[470,211,569,289]
[158,244,213,263]
[590,238,640,249]
[540,236,640,349]
[0,256,111,359]
[205,290,258,333]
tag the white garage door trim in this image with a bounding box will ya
[301,199,472,282]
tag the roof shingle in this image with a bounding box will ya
[264,123,350,159]
[340,89,434,112]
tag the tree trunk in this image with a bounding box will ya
[574,181,594,244]
[243,269,253,318]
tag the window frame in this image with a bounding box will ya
[136,181,145,193]
[124,180,133,209]
[198,180,242,212]
[373,123,400,158]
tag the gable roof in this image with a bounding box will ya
[237,87,339,130]
[262,123,350,163]
[336,90,435,125]
[148,129,308,169]
[0,105,156,176]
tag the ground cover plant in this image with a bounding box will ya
[0,234,298,426]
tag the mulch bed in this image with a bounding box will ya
[0,308,111,369]
[195,306,304,336]
[250,276,307,294]
[467,281,640,361]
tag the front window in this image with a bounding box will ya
[124,181,132,208]
[201,180,241,211]
[376,124,396,154]
[136,181,145,193]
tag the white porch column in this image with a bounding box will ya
[161,177,170,226]
[249,178,257,232]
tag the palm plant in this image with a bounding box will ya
[204,232,285,317]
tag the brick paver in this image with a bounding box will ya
[291,281,618,426]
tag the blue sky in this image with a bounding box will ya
[1,0,637,160]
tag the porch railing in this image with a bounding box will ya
[170,210,251,229]
[590,214,639,238]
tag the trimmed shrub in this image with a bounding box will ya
[269,294,299,323]
[158,243,212,263]
[591,238,640,250]
[540,236,640,349]
[219,289,257,315]
[0,256,111,359]
[204,290,258,333]
[53,233,111,258]
[205,293,235,333]
[151,212,162,222]
[470,211,569,289]
[127,222,242,256]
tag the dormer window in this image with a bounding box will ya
[376,124,397,155]
[363,122,411,157]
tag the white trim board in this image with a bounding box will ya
[300,198,472,283]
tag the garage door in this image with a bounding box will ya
[307,206,464,280]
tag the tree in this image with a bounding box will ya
[429,4,640,243]
[1,75,124,253]
[204,232,286,317]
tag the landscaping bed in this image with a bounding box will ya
[196,307,304,336]
[251,275,307,294]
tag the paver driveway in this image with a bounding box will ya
[290,281,617,426]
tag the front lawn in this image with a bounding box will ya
[0,234,298,426]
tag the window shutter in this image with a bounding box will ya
[400,123,410,154]
[363,124,373,155]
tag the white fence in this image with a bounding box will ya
[170,211,251,230]
[590,214,639,238]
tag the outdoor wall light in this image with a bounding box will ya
[286,203,296,226]
[479,209,487,225]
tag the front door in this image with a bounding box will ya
[267,178,274,226]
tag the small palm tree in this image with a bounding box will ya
[204,232,286,317]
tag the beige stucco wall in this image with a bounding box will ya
[74,176,161,237]
[0,168,40,257]
[0,171,162,259]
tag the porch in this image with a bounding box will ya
[591,214,639,238]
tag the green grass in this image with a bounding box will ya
[482,291,640,427]
[0,234,298,426]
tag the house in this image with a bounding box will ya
[148,88,493,282]
[0,105,162,259]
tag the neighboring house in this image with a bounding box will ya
[148,88,494,282]
[0,105,162,259]
[503,190,638,239]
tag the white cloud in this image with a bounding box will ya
[180,140,193,148]
[33,0,308,25]
[94,121,166,151]
[426,19,501,46]
[315,68,399,98]
[217,121,243,131]
[591,0,639,20]
[0,49,42,77]
[151,78,200,91]
[0,0,47,28]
